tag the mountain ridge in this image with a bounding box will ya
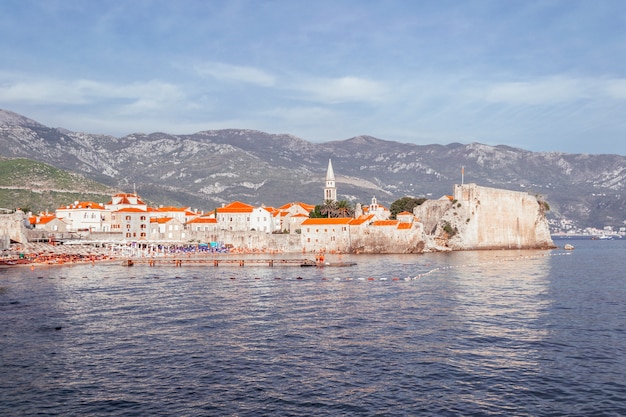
[1,109,625,231]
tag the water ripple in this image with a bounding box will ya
[1,242,626,415]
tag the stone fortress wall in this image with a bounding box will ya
[428,183,554,250]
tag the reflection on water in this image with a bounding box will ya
[438,250,552,386]
[1,243,625,416]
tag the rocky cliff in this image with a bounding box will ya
[421,184,555,250]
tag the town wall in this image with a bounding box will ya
[0,211,30,245]
[223,230,301,253]
[433,183,554,250]
[349,223,426,254]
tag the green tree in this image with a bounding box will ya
[389,196,427,219]
[335,200,354,218]
[320,200,337,218]
[309,205,324,218]
[310,200,354,218]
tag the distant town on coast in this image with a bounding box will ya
[1,159,563,261]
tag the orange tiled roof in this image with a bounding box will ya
[371,220,399,227]
[216,201,255,213]
[150,217,173,224]
[58,201,105,210]
[187,217,218,224]
[38,215,58,224]
[278,202,315,211]
[115,207,147,213]
[397,222,412,230]
[397,211,413,216]
[349,214,375,225]
[301,217,353,225]
[107,193,147,205]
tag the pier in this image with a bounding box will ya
[127,257,357,268]
[132,258,314,267]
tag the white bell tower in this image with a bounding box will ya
[324,159,337,202]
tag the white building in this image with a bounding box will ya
[55,201,110,232]
[250,206,277,233]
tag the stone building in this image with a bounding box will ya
[149,217,186,241]
[300,217,352,253]
[216,201,255,231]
[111,207,149,240]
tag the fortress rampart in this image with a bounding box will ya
[430,183,554,250]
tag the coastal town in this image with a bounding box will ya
[1,160,556,264]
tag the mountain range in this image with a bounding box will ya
[1,108,625,230]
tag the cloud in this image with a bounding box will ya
[604,78,626,99]
[193,62,275,87]
[0,74,184,110]
[295,76,388,104]
[480,76,626,105]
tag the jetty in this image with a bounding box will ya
[131,257,356,267]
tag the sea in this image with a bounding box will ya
[1,238,625,416]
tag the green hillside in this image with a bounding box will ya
[0,157,117,213]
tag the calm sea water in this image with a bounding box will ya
[1,239,625,416]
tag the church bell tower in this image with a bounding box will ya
[324,159,337,202]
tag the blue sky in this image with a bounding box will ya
[1,0,625,155]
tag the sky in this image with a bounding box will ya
[1,0,626,155]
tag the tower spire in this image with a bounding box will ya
[324,159,337,202]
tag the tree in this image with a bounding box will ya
[389,196,427,219]
[320,200,337,218]
[335,200,354,218]
[310,200,354,218]
[309,205,324,218]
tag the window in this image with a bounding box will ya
[125,215,131,221]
